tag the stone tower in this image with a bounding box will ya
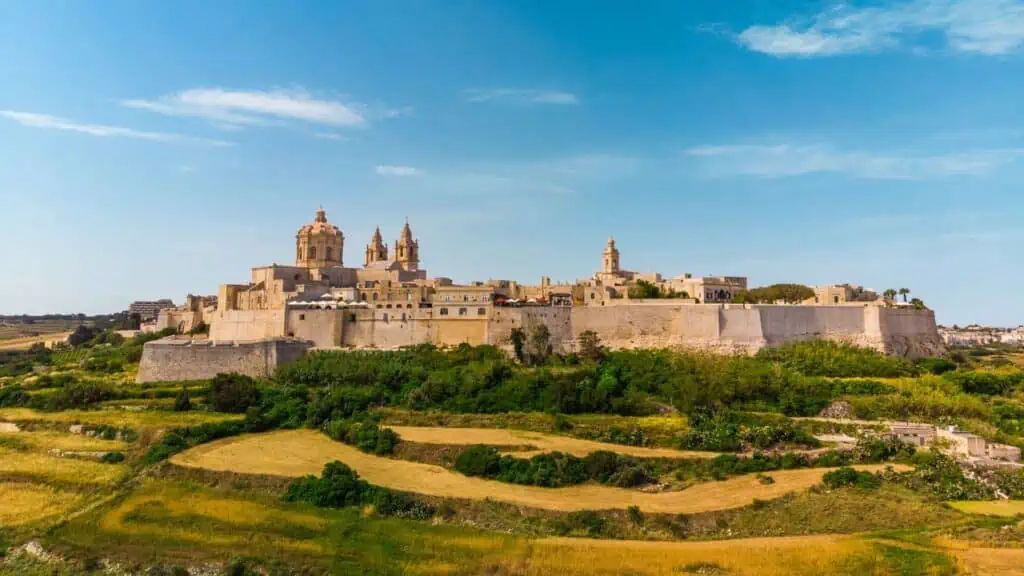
[364,226,389,266]
[602,236,620,275]
[394,217,420,271]
[295,207,344,269]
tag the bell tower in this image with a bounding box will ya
[394,217,420,271]
[364,226,389,266]
[602,236,620,275]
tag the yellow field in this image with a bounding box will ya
[95,480,328,554]
[502,535,875,576]
[171,430,905,514]
[0,482,87,527]
[955,546,1024,575]
[949,500,1024,517]
[0,331,72,350]
[0,429,129,452]
[0,407,242,431]
[388,425,719,459]
[0,447,126,485]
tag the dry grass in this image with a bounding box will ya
[94,480,327,554]
[953,546,1024,575]
[0,482,86,527]
[388,425,719,459]
[171,430,905,514]
[0,447,126,485]
[0,407,242,431]
[0,331,71,350]
[949,500,1024,517]
[0,430,130,452]
[499,535,876,576]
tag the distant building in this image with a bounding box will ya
[128,299,175,321]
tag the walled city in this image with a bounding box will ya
[142,208,944,382]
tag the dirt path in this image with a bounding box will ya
[387,425,721,459]
[170,430,906,514]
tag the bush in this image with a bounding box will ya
[757,340,917,378]
[209,373,260,414]
[556,510,607,537]
[173,387,192,412]
[101,451,125,464]
[454,445,503,477]
[822,467,881,490]
[325,419,399,455]
[285,460,367,508]
[627,505,644,525]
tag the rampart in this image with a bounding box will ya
[136,337,312,383]
[488,304,942,358]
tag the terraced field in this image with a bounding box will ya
[387,425,719,459]
[171,430,906,514]
[949,500,1024,517]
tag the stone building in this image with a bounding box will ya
[154,207,944,363]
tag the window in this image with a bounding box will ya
[376,304,382,309]
[298,314,305,320]
[407,304,413,309]
[348,314,357,322]
[386,304,392,309]
[308,246,316,259]
[463,295,469,302]
[458,307,467,316]
[439,308,449,316]
[833,296,840,304]
[401,313,407,321]
[477,308,486,316]
[293,274,300,281]
[382,313,388,323]
[326,247,333,261]
[372,293,379,301]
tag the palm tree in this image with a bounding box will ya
[883,289,897,303]
[899,288,910,303]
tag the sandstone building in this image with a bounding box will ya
[142,208,944,382]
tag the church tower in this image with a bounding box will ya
[296,207,344,269]
[602,236,620,275]
[364,226,389,267]
[394,217,420,272]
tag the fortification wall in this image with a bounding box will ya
[136,338,311,383]
[286,309,342,348]
[757,305,872,348]
[342,308,425,349]
[877,307,944,357]
[209,310,286,342]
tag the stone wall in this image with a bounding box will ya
[136,337,311,383]
[209,310,286,342]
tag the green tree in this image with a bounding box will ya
[627,280,661,299]
[883,289,898,303]
[527,324,552,365]
[208,373,260,414]
[577,330,605,362]
[173,387,192,412]
[899,288,910,303]
[731,284,815,304]
[910,298,926,310]
[509,328,526,363]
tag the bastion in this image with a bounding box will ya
[136,337,311,383]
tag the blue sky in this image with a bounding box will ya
[1,0,1023,326]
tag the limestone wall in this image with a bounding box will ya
[209,310,286,342]
[286,309,342,348]
[136,338,311,383]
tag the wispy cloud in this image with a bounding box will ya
[684,142,1024,179]
[314,132,348,141]
[462,88,579,105]
[733,0,1024,57]
[0,110,232,146]
[122,87,401,130]
[375,165,423,177]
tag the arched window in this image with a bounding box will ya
[308,246,316,259]
[326,246,333,261]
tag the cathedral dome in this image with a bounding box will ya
[296,207,344,268]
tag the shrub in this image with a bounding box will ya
[325,419,400,455]
[757,340,917,378]
[173,387,192,412]
[627,505,644,525]
[209,373,260,414]
[454,445,503,477]
[285,461,367,508]
[101,451,125,464]
[557,510,607,537]
[822,467,881,490]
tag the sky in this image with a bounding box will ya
[1,0,1023,326]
